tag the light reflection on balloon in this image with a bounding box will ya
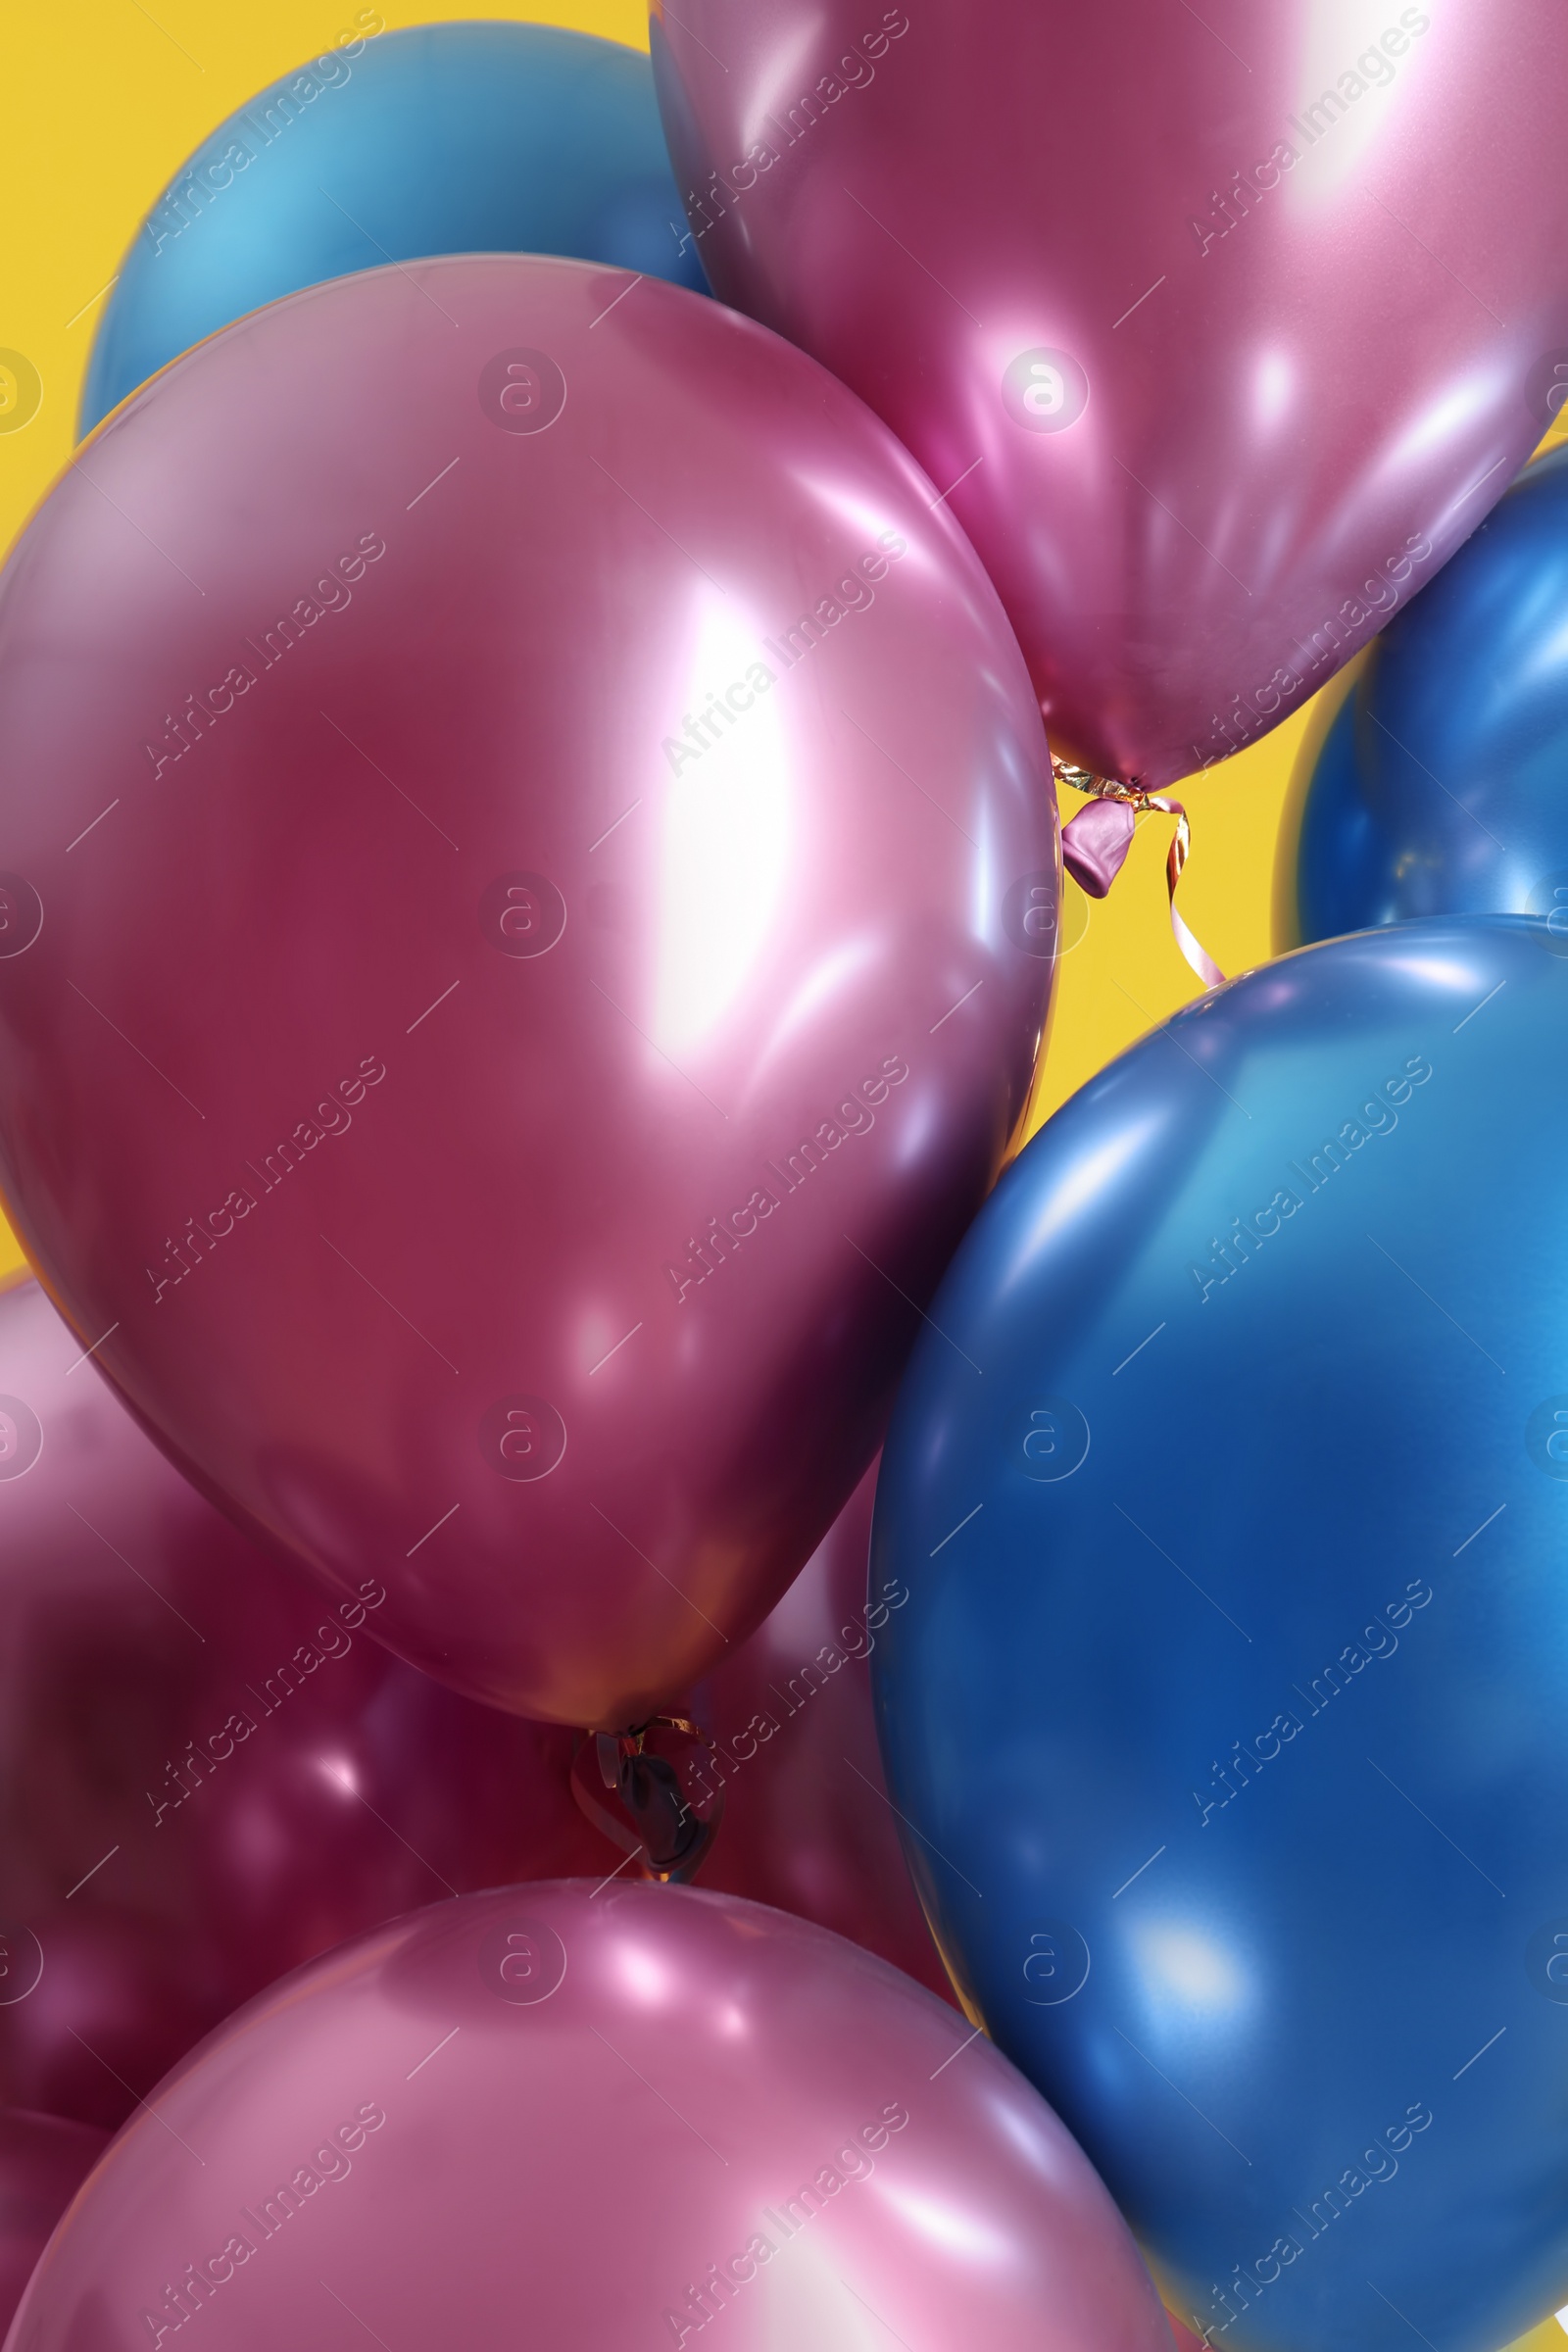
[1134,1923,1250,2024]
[653,595,793,1057]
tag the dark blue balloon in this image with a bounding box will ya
[79,22,707,437]
[1294,447,1568,947]
[873,917,1568,2352]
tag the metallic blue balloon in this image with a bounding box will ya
[1294,448,1568,946]
[78,22,707,437]
[873,916,1568,2352]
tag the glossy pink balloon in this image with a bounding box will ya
[687,1457,954,2003]
[0,255,1056,1733]
[650,1,1568,788]
[8,1884,1173,2351]
[0,1276,603,2132]
[0,2112,106,2338]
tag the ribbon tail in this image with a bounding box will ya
[1147,796,1226,989]
[1170,903,1227,991]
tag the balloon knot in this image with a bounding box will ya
[570,1715,724,1885]
[1053,756,1226,989]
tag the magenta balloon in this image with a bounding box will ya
[650,2,1568,788]
[0,255,1055,1732]
[689,1457,954,2003]
[0,1276,604,2132]
[0,2111,107,2339]
[7,1884,1171,2351]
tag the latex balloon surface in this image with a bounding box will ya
[689,1457,952,2000]
[873,919,1568,2352]
[651,0,1568,788]
[0,1277,601,2132]
[8,1883,1173,2351]
[79,21,708,436]
[1295,447,1568,944]
[0,256,1056,1731]
[0,2112,107,2338]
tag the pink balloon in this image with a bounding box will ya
[0,256,1056,1732]
[0,1276,603,2131]
[0,2111,106,2338]
[650,2,1568,788]
[9,1884,1172,2350]
[688,1457,954,2003]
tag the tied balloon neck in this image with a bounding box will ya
[569,1715,724,1886]
[1053,757,1225,990]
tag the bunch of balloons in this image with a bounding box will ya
[0,7,1566,2350]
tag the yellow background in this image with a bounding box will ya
[4,8,1568,2347]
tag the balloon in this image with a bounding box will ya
[650,1,1568,790]
[873,917,1568,2352]
[0,1275,603,2131]
[8,1882,1173,2351]
[79,21,708,436]
[1293,448,1568,946]
[0,2112,107,2338]
[688,1457,954,2001]
[0,254,1056,1732]
[1285,694,1372,939]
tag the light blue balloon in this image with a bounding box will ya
[1293,446,1568,945]
[79,21,707,437]
[873,916,1568,2352]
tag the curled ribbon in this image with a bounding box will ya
[1053,758,1226,990]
